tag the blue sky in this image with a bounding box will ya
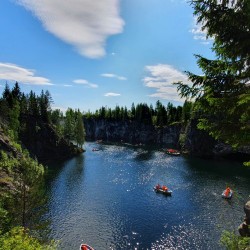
[0,0,214,112]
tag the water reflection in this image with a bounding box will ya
[133,149,154,162]
[45,142,250,250]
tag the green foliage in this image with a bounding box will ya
[39,90,52,122]
[174,0,250,149]
[50,109,63,136]
[0,227,57,250]
[0,115,56,248]
[181,101,193,123]
[63,108,75,142]
[154,100,167,126]
[135,103,153,125]
[0,151,18,172]
[220,230,250,250]
[178,133,187,148]
[192,0,250,67]
[0,147,47,229]
[83,101,184,127]
[0,83,65,248]
[63,108,86,146]
[0,83,54,140]
[12,154,45,227]
[75,111,85,148]
[0,83,83,155]
[243,162,250,167]
[0,203,10,233]
[8,100,20,141]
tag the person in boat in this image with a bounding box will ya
[225,187,231,196]
[162,185,168,191]
[156,184,161,190]
[81,245,92,250]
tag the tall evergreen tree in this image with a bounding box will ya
[19,93,28,116]
[28,91,39,118]
[63,108,74,142]
[131,103,136,119]
[11,82,21,101]
[75,111,85,148]
[181,101,193,123]
[2,83,11,100]
[51,109,63,135]
[175,0,250,148]
[155,101,167,126]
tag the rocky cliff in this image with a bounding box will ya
[84,118,181,147]
[0,118,83,163]
[19,118,83,162]
[84,118,250,159]
[0,123,22,195]
[181,119,217,157]
[182,119,250,159]
[0,125,22,159]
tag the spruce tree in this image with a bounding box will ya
[75,111,85,148]
[175,0,250,148]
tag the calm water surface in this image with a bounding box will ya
[45,142,250,250]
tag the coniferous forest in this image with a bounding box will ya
[0,0,249,249]
[0,83,84,249]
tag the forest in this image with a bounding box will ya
[0,82,85,149]
[0,83,84,249]
[83,100,192,127]
[0,0,249,249]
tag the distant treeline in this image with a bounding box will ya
[0,82,85,148]
[84,100,193,127]
[0,82,53,139]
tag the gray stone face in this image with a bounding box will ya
[83,118,250,158]
[83,118,181,147]
[244,201,250,219]
[239,200,250,237]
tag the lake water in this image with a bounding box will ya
[45,142,250,250]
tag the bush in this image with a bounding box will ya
[220,230,250,250]
[0,227,57,250]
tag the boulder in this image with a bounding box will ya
[244,201,250,220]
[239,200,250,237]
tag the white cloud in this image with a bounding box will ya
[73,79,98,88]
[63,84,73,87]
[143,64,188,102]
[190,17,213,44]
[104,92,121,97]
[0,62,53,85]
[16,0,124,58]
[101,73,127,80]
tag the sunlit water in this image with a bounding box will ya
[45,142,250,250]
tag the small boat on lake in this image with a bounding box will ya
[222,187,233,199]
[80,244,95,250]
[154,184,172,196]
[166,148,180,156]
[92,148,100,151]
